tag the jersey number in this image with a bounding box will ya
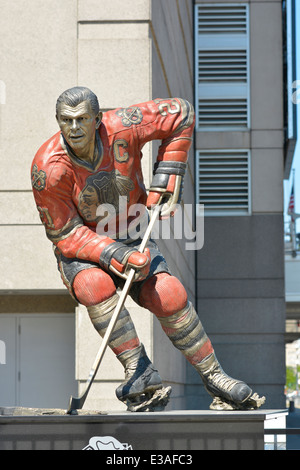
[155,99,181,116]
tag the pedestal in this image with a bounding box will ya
[0,408,287,451]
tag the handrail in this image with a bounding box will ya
[265,428,300,434]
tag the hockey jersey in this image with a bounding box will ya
[31,98,195,263]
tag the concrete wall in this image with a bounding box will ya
[0,0,78,292]
[192,0,286,409]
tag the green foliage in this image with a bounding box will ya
[286,367,297,390]
[286,366,300,391]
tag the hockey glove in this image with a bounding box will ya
[146,161,186,219]
[99,239,151,281]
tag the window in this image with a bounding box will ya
[196,149,251,216]
[195,3,250,130]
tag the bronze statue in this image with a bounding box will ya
[31,87,265,411]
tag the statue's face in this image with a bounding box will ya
[56,100,101,156]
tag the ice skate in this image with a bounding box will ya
[209,393,266,411]
[197,352,265,410]
[116,344,172,412]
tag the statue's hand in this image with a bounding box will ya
[146,161,186,219]
[99,240,151,281]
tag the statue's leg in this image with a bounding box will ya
[73,267,171,411]
[56,250,171,411]
[139,273,265,410]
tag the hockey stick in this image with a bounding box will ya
[66,205,161,414]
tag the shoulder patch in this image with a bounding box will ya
[31,163,47,191]
[116,106,143,127]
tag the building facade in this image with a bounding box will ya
[192,0,287,409]
[0,0,287,411]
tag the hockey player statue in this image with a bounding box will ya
[31,87,265,412]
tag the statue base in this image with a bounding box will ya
[0,407,287,451]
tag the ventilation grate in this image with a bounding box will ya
[198,50,248,82]
[197,150,250,214]
[195,3,250,130]
[198,98,248,127]
[197,5,248,34]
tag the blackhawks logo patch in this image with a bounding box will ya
[31,164,46,191]
[116,106,143,127]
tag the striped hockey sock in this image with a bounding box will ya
[87,294,140,356]
[157,302,214,365]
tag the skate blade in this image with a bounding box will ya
[210,393,266,411]
[126,386,172,412]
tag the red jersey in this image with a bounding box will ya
[31,98,195,263]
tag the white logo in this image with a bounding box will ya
[83,436,132,451]
[95,196,205,251]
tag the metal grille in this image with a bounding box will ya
[197,150,250,214]
[198,98,248,127]
[197,4,248,34]
[198,50,248,82]
[195,3,250,130]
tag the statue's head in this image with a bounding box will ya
[56,86,102,155]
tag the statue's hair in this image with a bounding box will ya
[56,86,100,116]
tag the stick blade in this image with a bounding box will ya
[66,395,85,415]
